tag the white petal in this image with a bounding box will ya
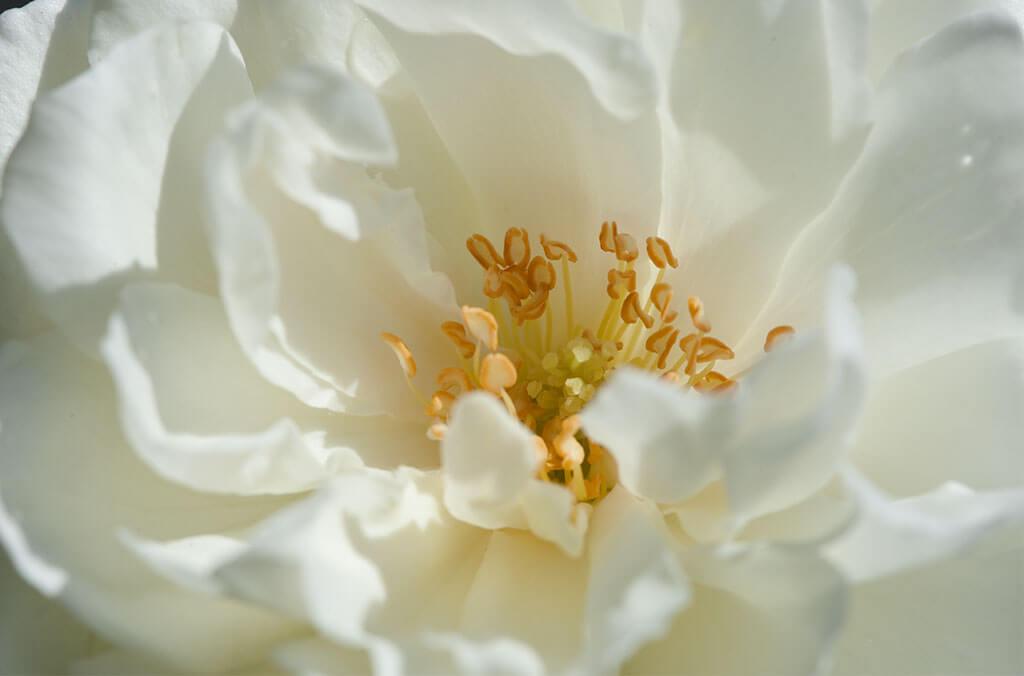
[656,0,871,344]
[851,338,1024,496]
[1,22,252,347]
[824,466,1024,582]
[832,523,1024,675]
[0,334,298,672]
[584,267,866,520]
[205,63,458,418]
[442,393,590,556]
[579,487,690,674]
[746,12,1024,376]
[627,545,847,676]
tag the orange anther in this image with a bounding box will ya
[462,306,500,351]
[661,371,682,384]
[441,321,476,359]
[425,390,456,418]
[645,237,680,269]
[599,221,619,252]
[539,234,578,262]
[694,371,736,393]
[697,336,735,363]
[437,367,473,395]
[606,268,637,299]
[480,353,518,394]
[483,265,504,298]
[764,325,796,352]
[515,288,550,322]
[500,268,531,300]
[621,291,655,329]
[381,332,416,378]
[687,296,711,333]
[426,423,448,441]
[554,415,585,467]
[650,282,674,318]
[527,256,557,291]
[613,233,639,263]
[503,227,531,268]
[645,326,680,369]
[466,234,503,270]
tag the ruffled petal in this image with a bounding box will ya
[627,545,847,676]
[746,12,1024,376]
[205,62,458,418]
[442,393,590,556]
[654,0,871,344]
[1,22,252,347]
[0,334,301,672]
[824,466,1024,582]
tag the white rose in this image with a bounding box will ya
[2,1,1024,674]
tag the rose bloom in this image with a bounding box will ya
[2,0,1024,674]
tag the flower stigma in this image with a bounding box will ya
[383,223,793,504]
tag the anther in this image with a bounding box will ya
[554,416,585,467]
[480,353,518,395]
[427,423,448,441]
[764,325,796,352]
[503,227,531,268]
[531,435,550,469]
[606,268,637,299]
[500,269,531,300]
[483,265,504,298]
[696,336,735,363]
[527,256,556,291]
[466,234,503,269]
[381,333,417,378]
[687,296,711,333]
[441,321,477,359]
[462,306,499,351]
[599,221,619,253]
[621,291,655,329]
[650,283,673,318]
[613,233,639,263]
[645,237,680,269]
[539,234,578,262]
[425,390,456,418]
[515,288,549,322]
[645,326,680,369]
[437,367,473,395]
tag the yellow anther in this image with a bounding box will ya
[527,256,557,291]
[462,306,500,351]
[645,236,680,269]
[650,282,674,319]
[539,234,578,262]
[480,352,518,394]
[599,221,619,252]
[606,268,637,299]
[437,367,473,395]
[696,336,735,363]
[764,325,796,352]
[687,296,712,333]
[441,321,476,359]
[425,390,456,418]
[645,326,680,369]
[621,291,655,329]
[466,234,503,270]
[483,265,504,298]
[381,332,417,378]
[613,233,639,263]
[503,227,531,268]
[500,268,531,300]
[427,423,448,441]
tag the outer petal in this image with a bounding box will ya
[1,22,252,347]
[0,334,300,672]
[654,0,871,344]
[746,12,1024,376]
[442,393,591,556]
[205,62,458,418]
[627,545,847,676]
[851,338,1024,496]
[101,283,433,496]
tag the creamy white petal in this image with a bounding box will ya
[851,338,1024,497]
[832,523,1024,676]
[825,466,1024,582]
[584,267,865,520]
[274,636,373,676]
[87,0,239,63]
[746,12,1024,376]
[0,334,301,672]
[205,62,458,418]
[442,393,590,556]
[656,0,871,344]
[627,545,847,676]
[577,487,690,674]
[1,22,252,347]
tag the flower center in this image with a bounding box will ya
[383,223,794,503]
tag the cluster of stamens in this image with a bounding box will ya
[383,222,794,503]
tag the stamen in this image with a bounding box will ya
[467,234,503,269]
[437,367,473,395]
[620,291,655,330]
[645,236,680,269]
[687,296,712,333]
[425,390,455,418]
[480,352,518,395]
[503,227,531,268]
[427,423,448,441]
[613,233,639,263]
[696,336,735,363]
[540,235,578,263]
[462,306,500,351]
[644,326,680,369]
[764,325,796,352]
[483,265,504,298]
[527,256,556,291]
[599,221,619,252]
[650,283,674,319]
[441,321,477,359]
[381,332,416,378]
[606,269,637,299]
